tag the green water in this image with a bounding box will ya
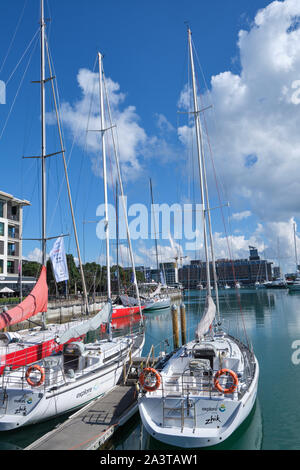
[0,288,299,450]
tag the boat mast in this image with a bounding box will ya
[98,53,111,303]
[100,59,143,323]
[294,222,298,273]
[44,44,89,315]
[149,178,160,273]
[40,0,46,267]
[187,28,211,296]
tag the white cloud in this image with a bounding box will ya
[50,68,182,183]
[178,0,300,225]
[231,210,252,221]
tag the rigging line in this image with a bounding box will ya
[81,56,99,217]
[5,28,40,85]
[193,59,251,348]
[0,32,39,141]
[0,0,28,75]
[45,45,65,236]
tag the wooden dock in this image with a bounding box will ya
[26,384,139,450]
[25,355,161,451]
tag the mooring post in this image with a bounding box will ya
[171,304,180,349]
[180,303,186,346]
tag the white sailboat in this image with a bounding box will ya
[0,0,96,372]
[143,179,171,311]
[0,34,144,430]
[137,28,259,448]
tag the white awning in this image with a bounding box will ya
[0,287,15,293]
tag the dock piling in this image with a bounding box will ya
[171,304,180,349]
[180,303,186,345]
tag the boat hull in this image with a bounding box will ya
[112,305,144,318]
[138,356,259,448]
[0,334,145,431]
[144,299,171,311]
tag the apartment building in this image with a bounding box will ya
[0,190,31,293]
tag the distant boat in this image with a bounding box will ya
[143,296,171,311]
[266,278,287,289]
[138,28,259,448]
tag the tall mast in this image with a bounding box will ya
[40,0,46,266]
[98,52,111,301]
[116,179,120,295]
[101,58,143,322]
[294,222,298,272]
[44,40,89,314]
[150,178,159,273]
[188,28,211,296]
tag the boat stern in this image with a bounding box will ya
[0,387,43,431]
[139,394,251,448]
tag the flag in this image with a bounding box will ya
[49,237,69,283]
[160,271,165,285]
[130,271,134,283]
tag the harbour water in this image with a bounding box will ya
[1,287,300,450]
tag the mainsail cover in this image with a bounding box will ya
[0,266,48,330]
[56,301,112,345]
[195,295,216,339]
[149,283,162,298]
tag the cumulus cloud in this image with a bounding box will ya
[176,0,300,272]
[49,67,182,182]
[178,0,300,223]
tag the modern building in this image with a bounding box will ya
[0,190,34,295]
[179,246,273,289]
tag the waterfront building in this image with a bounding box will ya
[0,191,35,295]
[179,246,272,288]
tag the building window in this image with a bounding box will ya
[0,200,3,218]
[0,259,3,274]
[8,225,15,238]
[8,243,16,256]
[7,260,15,274]
[0,222,4,237]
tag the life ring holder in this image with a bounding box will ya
[25,364,45,387]
[214,368,238,394]
[139,367,161,392]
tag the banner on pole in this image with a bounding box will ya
[49,237,69,283]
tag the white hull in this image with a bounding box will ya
[0,333,144,431]
[138,335,259,448]
[144,298,171,311]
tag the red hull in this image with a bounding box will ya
[112,305,145,319]
[0,305,144,375]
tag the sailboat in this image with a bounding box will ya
[0,0,98,374]
[137,28,259,448]
[143,179,171,312]
[288,223,300,292]
[0,46,145,431]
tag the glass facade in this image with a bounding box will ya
[0,222,4,237]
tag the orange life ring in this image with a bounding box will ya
[214,368,238,394]
[139,367,161,392]
[25,364,45,387]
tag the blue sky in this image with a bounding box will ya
[1,0,300,274]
